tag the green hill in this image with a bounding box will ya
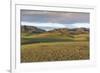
[21,26,89,45]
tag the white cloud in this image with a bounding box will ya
[21,22,66,28]
[72,23,89,28]
[21,22,89,31]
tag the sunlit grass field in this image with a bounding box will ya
[21,41,89,62]
[21,32,89,62]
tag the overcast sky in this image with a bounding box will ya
[21,10,90,31]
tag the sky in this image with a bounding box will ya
[21,10,90,31]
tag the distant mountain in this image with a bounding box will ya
[69,28,89,34]
[48,28,89,35]
[48,28,70,35]
[21,25,46,33]
[21,25,89,35]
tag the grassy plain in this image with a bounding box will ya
[21,31,89,62]
[21,41,89,62]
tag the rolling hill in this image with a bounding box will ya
[21,25,46,34]
[21,25,89,44]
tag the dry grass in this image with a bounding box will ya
[21,41,89,63]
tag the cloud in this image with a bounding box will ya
[21,22,66,27]
[21,10,90,24]
[72,23,89,28]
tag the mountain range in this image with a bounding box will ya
[21,25,89,35]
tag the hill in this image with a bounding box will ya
[69,28,89,34]
[48,28,89,35]
[21,25,89,35]
[21,26,89,44]
[21,25,46,34]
